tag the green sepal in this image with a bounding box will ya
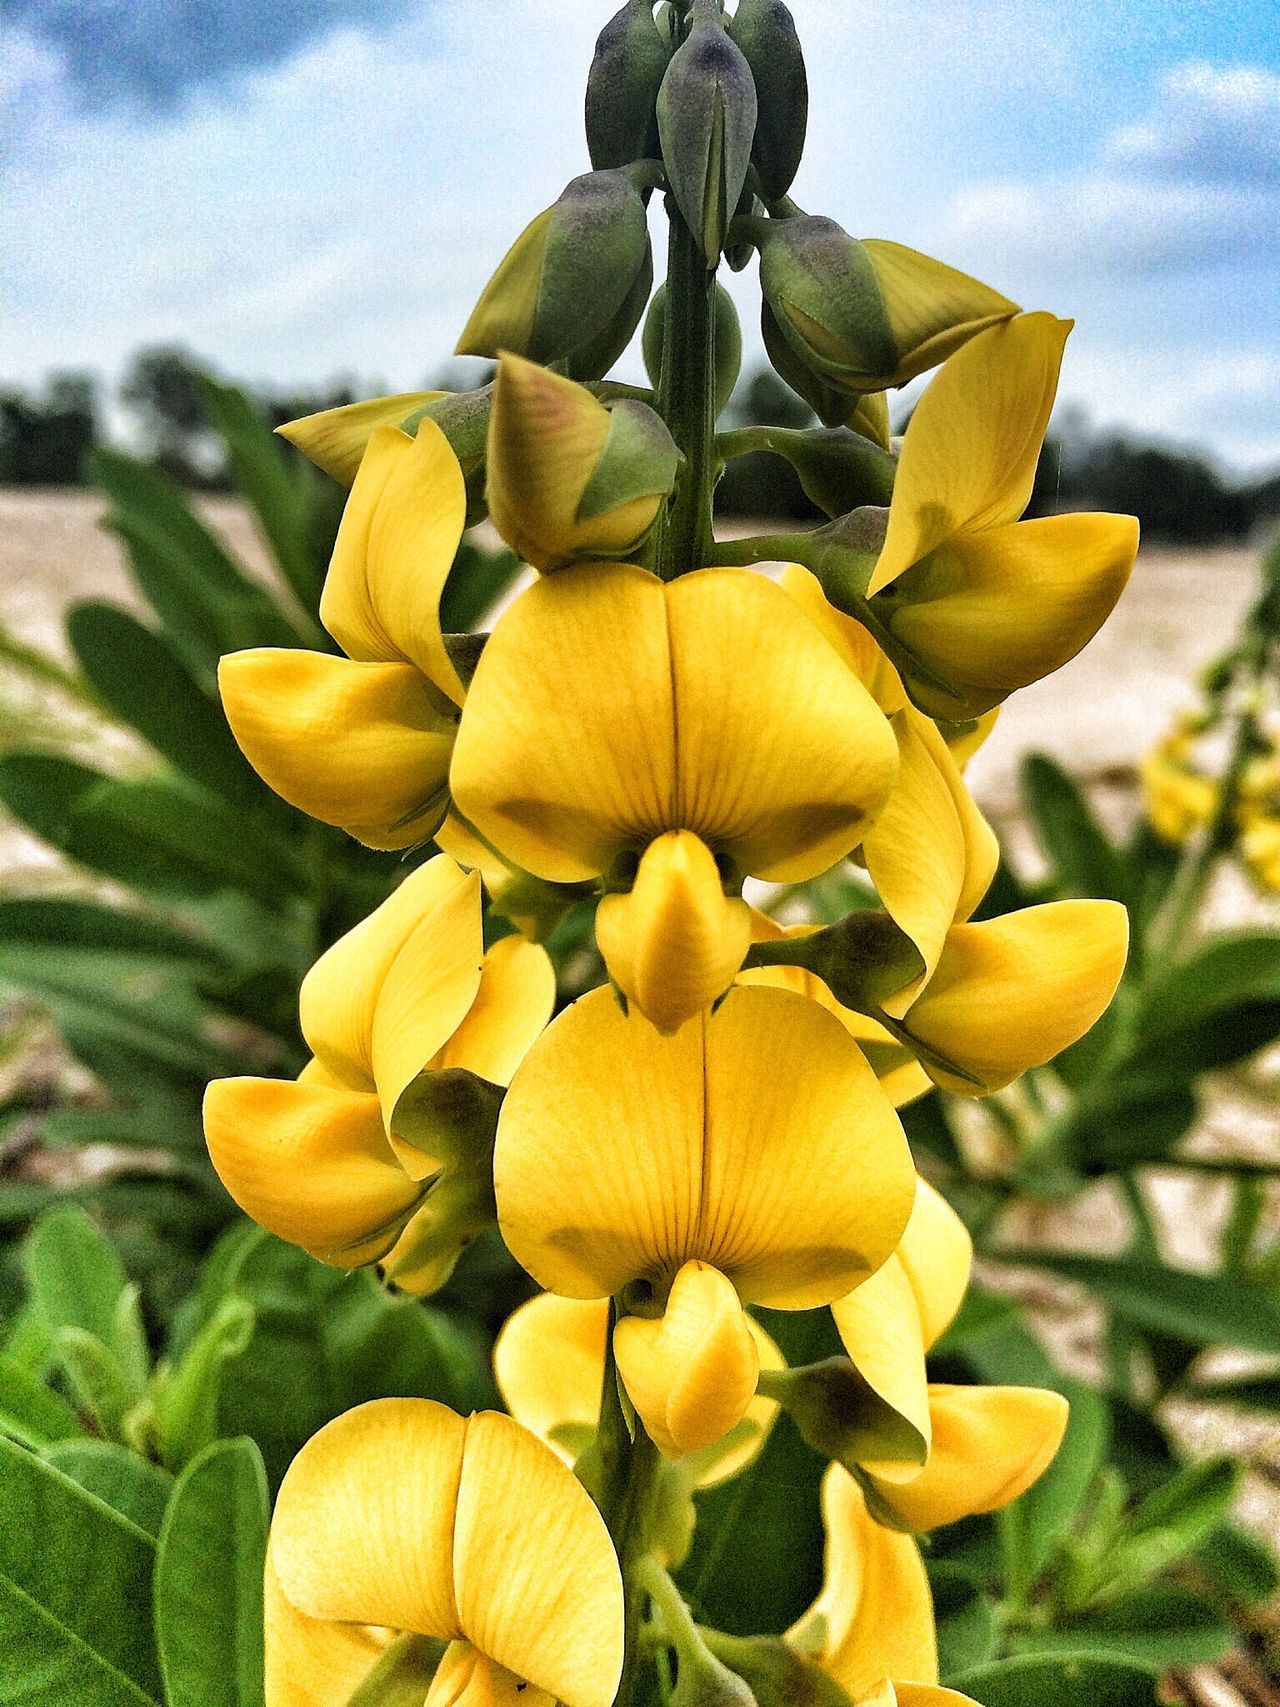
[390,1067,505,1171]
[576,400,679,524]
[442,631,488,691]
[761,297,862,427]
[757,1357,928,1475]
[586,0,671,170]
[344,1634,449,1707]
[757,213,897,392]
[742,904,923,1015]
[643,281,743,417]
[657,1,758,266]
[700,1630,852,1707]
[728,0,808,201]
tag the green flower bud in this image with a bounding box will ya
[457,167,654,380]
[642,280,743,417]
[727,0,808,201]
[657,1,757,266]
[585,0,671,170]
[487,353,677,570]
[757,213,1019,392]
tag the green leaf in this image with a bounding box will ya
[1194,1519,1280,1605]
[0,896,221,969]
[1098,1455,1240,1593]
[24,1207,131,1347]
[1127,932,1280,1075]
[1011,1584,1232,1666]
[953,1653,1163,1706]
[1044,1082,1198,1173]
[0,750,104,847]
[43,1441,173,1538]
[1020,754,1131,906]
[933,1286,1059,1388]
[929,1563,998,1678]
[198,377,326,619]
[999,1252,1280,1353]
[440,538,524,632]
[999,1378,1109,1596]
[154,1438,269,1707]
[54,1327,139,1440]
[91,448,306,679]
[1184,1370,1280,1411]
[0,1434,162,1704]
[154,1296,256,1471]
[66,602,266,810]
[0,1353,84,1447]
[66,774,309,903]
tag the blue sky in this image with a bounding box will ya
[3,0,1279,471]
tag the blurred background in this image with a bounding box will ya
[2,4,1279,1701]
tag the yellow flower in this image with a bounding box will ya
[203,855,554,1295]
[1242,811,1280,891]
[863,314,1139,720]
[831,1182,1068,1533]
[276,390,446,486]
[220,421,468,849]
[266,1398,623,1707]
[1141,729,1216,845]
[787,1466,979,1706]
[494,1292,784,1488]
[450,561,899,1030]
[493,983,915,1457]
[783,565,999,1001]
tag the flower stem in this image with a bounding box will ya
[596,1312,663,1707]
[654,204,718,580]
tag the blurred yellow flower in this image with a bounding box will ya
[451,561,898,1030]
[220,420,468,849]
[266,1398,623,1707]
[204,855,553,1295]
[494,983,915,1457]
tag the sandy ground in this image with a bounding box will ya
[2,492,1278,1690]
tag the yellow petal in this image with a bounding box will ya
[495,985,915,1308]
[452,563,898,885]
[270,1398,466,1637]
[866,1385,1068,1532]
[894,1179,973,1350]
[320,420,468,704]
[298,855,480,1100]
[203,1074,419,1265]
[863,240,1019,386]
[665,568,899,882]
[452,1411,624,1707]
[906,901,1129,1093]
[451,562,678,881]
[487,355,610,569]
[869,313,1070,596]
[895,1687,984,1706]
[790,1466,937,1697]
[596,832,754,1033]
[264,1545,390,1707]
[613,1261,761,1458]
[945,708,999,770]
[864,708,998,1008]
[883,511,1139,718]
[780,564,906,713]
[218,648,456,848]
[494,1294,609,1462]
[495,1292,783,1487]
[737,961,931,1109]
[439,933,557,1084]
[427,1642,555,1707]
[277,391,445,487]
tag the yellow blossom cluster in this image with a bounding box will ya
[199,7,1144,1701]
[1144,713,1280,892]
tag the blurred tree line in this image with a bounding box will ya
[3,345,1278,546]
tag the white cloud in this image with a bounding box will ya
[936,59,1280,279]
[1106,62,1280,184]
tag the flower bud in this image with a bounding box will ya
[487,354,677,570]
[727,0,808,201]
[642,281,743,417]
[457,168,654,380]
[758,214,1018,393]
[657,2,758,265]
[585,0,671,170]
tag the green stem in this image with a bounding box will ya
[596,1316,663,1707]
[654,202,718,580]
